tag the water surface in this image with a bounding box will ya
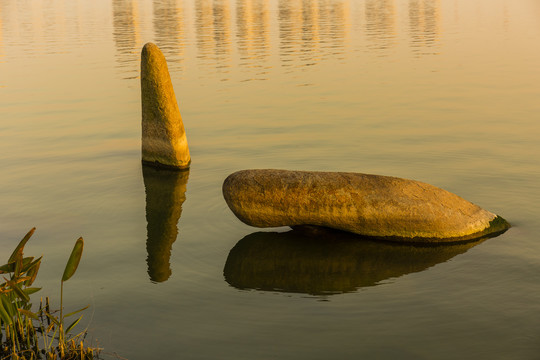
[1,0,540,359]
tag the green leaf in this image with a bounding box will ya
[65,315,83,334]
[0,297,13,325]
[0,257,35,276]
[8,228,36,263]
[23,287,42,296]
[9,281,30,303]
[18,308,38,320]
[21,256,39,273]
[14,250,23,277]
[45,313,60,326]
[0,262,14,274]
[1,295,16,317]
[62,237,84,282]
[64,305,89,318]
[24,258,41,286]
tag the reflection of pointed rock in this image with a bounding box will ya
[224,228,494,295]
[143,165,189,282]
[141,42,191,170]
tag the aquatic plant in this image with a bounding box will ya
[0,228,97,359]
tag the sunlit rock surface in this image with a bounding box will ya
[143,165,189,282]
[222,169,510,243]
[224,228,488,295]
[141,42,190,170]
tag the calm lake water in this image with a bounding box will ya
[1,0,540,358]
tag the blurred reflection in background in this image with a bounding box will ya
[237,0,270,80]
[409,0,441,56]
[195,0,217,69]
[153,0,186,73]
[279,0,350,71]
[213,0,233,75]
[365,0,396,53]
[112,0,143,79]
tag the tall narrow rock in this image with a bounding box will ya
[141,42,190,170]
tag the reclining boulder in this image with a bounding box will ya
[222,169,509,243]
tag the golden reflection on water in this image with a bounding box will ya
[143,166,190,283]
[106,0,448,80]
[237,0,270,78]
[409,0,441,55]
[213,0,233,71]
[365,0,396,52]
[112,0,143,78]
[193,0,233,77]
[224,228,485,295]
[279,0,350,70]
[195,0,217,63]
[0,8,3,65]
[153,0,186,73]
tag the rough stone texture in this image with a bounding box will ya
[224,228,485,294]
[141,42,190,170]
[222,169,510,243]
[143,165,189,282]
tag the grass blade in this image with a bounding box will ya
[25,259,42,286]
[9,281,30,302]
[64,305,90,318]
[0,297,13,325]
[22,256,40,273]
[1,295,16,317]
[8,228,36,263]
[45,313,61,326]
[65,315,83,334]
[18,308,38,320]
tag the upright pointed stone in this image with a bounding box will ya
[141,42,190,170]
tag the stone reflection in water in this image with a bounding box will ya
[224,228,486,295]
[143,165,189,283]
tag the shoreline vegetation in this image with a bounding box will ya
[0,228,98,360]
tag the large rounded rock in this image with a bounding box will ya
[222,169,510,243]
[141,42,190,170]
